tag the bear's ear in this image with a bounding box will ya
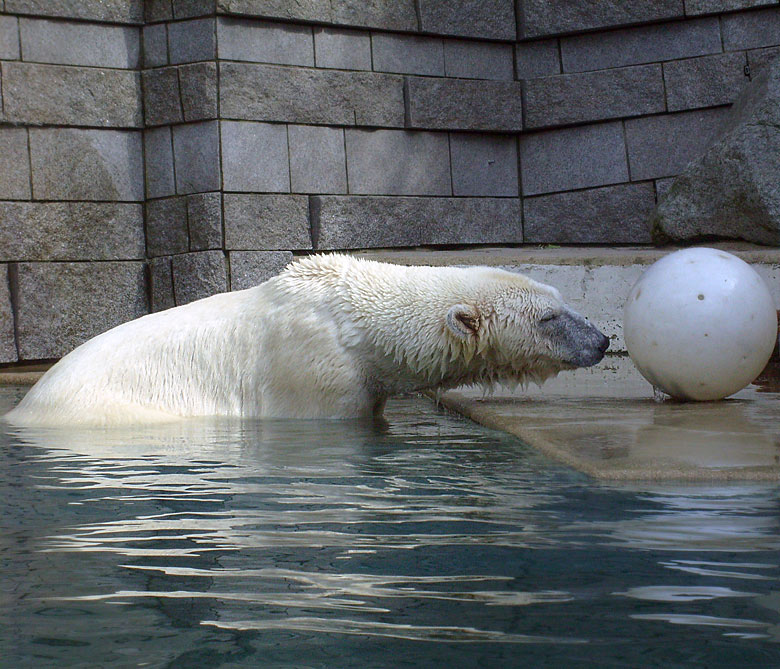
[446,304,481,340]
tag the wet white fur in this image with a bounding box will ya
[6,254,581,426]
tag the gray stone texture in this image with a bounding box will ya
[216,0,418,32]
[560,17,721,73]
[172,251,228,305]
[29,128,144,201]
[288,125,347,194]
[146,197,188,256]
[188,192,223,250]
[14,261,147,360]
[144,126,176,199]
[515,39,560,79]
[145,0,173,22]
[686,0,778,14]
[664,53,750,112]
[655,177,677,201]
[313,27,371,71]
[6,0,144,24]
[405,78,523,132]
[220,62,405,128]
[217,17,313,65]
[142,67,183,126]
[221,121,289,192]
[0,202,144,261]
[19,18,140,68]
[749,46,780,75]
[0,265,16,363]
[443,40,514,80]
[722,6,780,51]
[523,64,664,129]
[521,0,684,39]
[143,23,168,67]
[0,15,20,59]
[224,194,311,249]
[172,0,215,19]
[312,196,522,249]
[2,63,143,128]
[149,256,175,312]
[0,127,31,200]
[625,107,729,180]
[372,34,444,76]
[418,0,516,40]
[168,18,216,64]
[172,121,221,194]
[229,250,293,290]
[345,129,451,196]
[450,134,518,197]
[524,183,655,243]
[179,62,218,121]
[520,122,629,196]
[650,57,780,245]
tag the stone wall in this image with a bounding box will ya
[1,0,780,362]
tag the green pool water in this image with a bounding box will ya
[2,386,779,667]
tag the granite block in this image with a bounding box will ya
[19,18,140,68]
[179,61,218,121]
[187,192,223,250]
[0,15,20,59]
[722,6,780,51]
[0,202,144,261]
[0,265,16,363]
[312,196,522,249]
[14,261,147,360]
[664,52,750,112]
[215,0,418,32]
[219,62,405,127]
[217,17,313,65]
[168,17,216,64]
[6,0,144,24]
[519,121,629,196]
[29,128,144,201]
[655,177,676,201]
[418,0,515,40]
[172,121,221,194]
[0,128,31,200]
[405,77,523,131]
[223,193,311,249]
[685,0,777,13]
[748,46,780,75]
[372,34,444,76]
[229,250,293,290]
[521,0,684,39]
[345,129,451,196]
[443,40,514,80]
[149,256,175,312]
[146,0,173,22]
[221,121,289,193]
[142,67,183,126]
[313,27,371,71]
[288,125,347,194]
[172,250,227,305]
[172,0,215,18]
[146,197,188,256]
[143,24,168,67]
[3,63,143,128]
[523,64,665,129]
[515,39,560,79]
[523,182,655,243]
[560,17,721,73]
[450,134,518,197]
[144,126,175,199]
[624,107,730,180]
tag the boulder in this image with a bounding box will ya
[649,55,780,245]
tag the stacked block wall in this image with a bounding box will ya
[2,0,780,360]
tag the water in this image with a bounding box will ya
[2,386,780,668]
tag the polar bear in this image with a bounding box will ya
[4,254,609,426]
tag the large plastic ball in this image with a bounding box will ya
[624,248,777,401]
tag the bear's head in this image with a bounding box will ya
[444,270,609,388]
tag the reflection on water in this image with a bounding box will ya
[2,387,780,667]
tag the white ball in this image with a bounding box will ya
[624,248,777,401]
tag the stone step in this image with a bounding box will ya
[356,243,780,353]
